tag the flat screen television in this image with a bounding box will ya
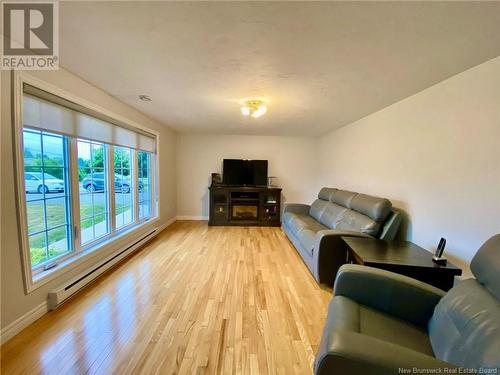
[223,159,268,186]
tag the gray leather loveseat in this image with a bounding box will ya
[283,188,401,285]
[315,234,500,374]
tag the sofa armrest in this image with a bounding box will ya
[315,330,455,375]
[379,209,402,240]
[334,264,446,327]
[283,203,310,215]
[316,229,372,241]
[312,230,372,285]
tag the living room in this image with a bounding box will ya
[1,1,499,374]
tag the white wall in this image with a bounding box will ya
[317,57,500,274]
[176,134,318,218]
[1,69,177,330]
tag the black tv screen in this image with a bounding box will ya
[223,159,268,186]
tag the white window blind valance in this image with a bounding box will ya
[23,84,156,153]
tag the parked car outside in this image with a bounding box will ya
[82,173,143,193]
[25,172,65,194]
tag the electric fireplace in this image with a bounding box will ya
[231,202,258,220]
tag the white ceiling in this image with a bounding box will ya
[59,2,500,136]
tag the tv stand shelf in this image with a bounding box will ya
[209,185,282,226]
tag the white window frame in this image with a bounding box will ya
[112,146,136,232]
[13,71,160,293]
[75,139,112,250]
[22,129,75,270]
[137,150,154,222]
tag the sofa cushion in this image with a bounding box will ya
[283,211,300,230]
[310,199,329,222]
[318,187,337,201]
[336,210,380,237]
[331,190,357,207]
[327,296,434,356]
[299,229,316,257]
[319,202,347,229]
[283,224,315,271]
[350,194,392,222]
[428,278,500,368]
[283,212,328,234]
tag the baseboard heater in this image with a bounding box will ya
[48,228,157,310]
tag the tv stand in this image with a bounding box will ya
[209,185,282,226]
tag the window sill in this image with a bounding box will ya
[28,217,158,293]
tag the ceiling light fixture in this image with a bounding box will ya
[139,94,152,102]
[240,99,267,118]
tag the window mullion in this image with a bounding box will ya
[133,150,139,223]
[69,138,82,253]
[151,153,157,218]
[63,137,72,256]
[39,132,50,262]
[90,143,95,240]
[108,145,116,233]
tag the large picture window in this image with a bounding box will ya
[17,83,158,283]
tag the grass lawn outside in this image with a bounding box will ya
[28,202,128,266]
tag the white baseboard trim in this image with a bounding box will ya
[157,216,177,232]
[1,301,48,345]
[176,215,208,221]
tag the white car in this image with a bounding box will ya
[25,172,65,194]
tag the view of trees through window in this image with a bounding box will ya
[138,151,152,219]
[114,146,134,229]
[21,94,156,273]
[22,131,155,270]
[77,140,111,244]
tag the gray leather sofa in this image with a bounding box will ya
[315,234,500,374]
[283,188,401,285]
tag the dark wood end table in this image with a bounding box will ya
[341,237,462,291]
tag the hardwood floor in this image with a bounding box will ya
[1,221,331,374]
